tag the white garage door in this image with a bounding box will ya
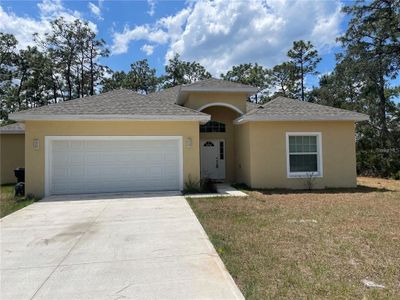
[46,137,182,196]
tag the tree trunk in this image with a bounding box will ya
[81,53,85,97]
[52,79,58,103]
[17,69,27,109]
[378,74,388,147]
[54,76,65,102]
[376,47,389,147]
[76,66,81,98]
[300,61,304,101]
[66,62,72,100]
[90,44,94,96]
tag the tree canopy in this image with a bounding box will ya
[161,54,212,88]
[287,40,321,101]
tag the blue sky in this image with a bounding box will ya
[0,0,398,95]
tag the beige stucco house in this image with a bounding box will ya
[8,79,368,198]
[0,123,25,184]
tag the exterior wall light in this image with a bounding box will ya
[185,137,192,148]
[33,138,40,150]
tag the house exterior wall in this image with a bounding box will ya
[242,121,357,189]
[184,92,248,113]
[24,121,200,198]
[199,106,240,182]
[234,122,252,185]
[0,134,25,184]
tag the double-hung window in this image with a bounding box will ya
[286,132,322,177]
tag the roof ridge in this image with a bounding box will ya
[170,102,209,116]
[261,97,284,106]
[182,78,257,89]
[182,78,215,87]
[147,85,181,95]
[243,98,280,115]
[33,89,148,108]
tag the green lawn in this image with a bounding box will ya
[188,177,400,299]
[0,184,35,218]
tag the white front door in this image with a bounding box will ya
[200,139,225,180]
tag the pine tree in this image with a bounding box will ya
[287,40,321,101]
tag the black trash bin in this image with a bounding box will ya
[14,168,25,183]
[15,182,25,197]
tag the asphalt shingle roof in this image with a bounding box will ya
[147,86,181,102]
[10,89,209,121]
[182,78,258,90]
[8,82,368,123]
[0,122,25,133]
[237,96,369,122]
[148,86,260,113]
[246,101,259,112]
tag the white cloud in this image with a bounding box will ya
[147,0,156,16]
[141,44,155,55]
[111,0,343,75]
[0,0,97,49]
[38,0,82,22]
[37,0,63,15]
[112,25,168,54]
[111,7,191,55]
[0,6,49,49]
[88,2,102,20]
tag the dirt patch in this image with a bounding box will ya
[51,222,93,241]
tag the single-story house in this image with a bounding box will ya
[0,123,25,184]
[8,79,368,198]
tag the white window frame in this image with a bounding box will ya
[286,132,323,178]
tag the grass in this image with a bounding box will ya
[187,177,400,299]
[0,184,36,218]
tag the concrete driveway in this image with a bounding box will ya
[0,192,243,300]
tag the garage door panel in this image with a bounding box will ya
[52,141,69,151]
[69,141,85,150]
[48,138,181,195]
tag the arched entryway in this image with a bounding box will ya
[198,105,241,182]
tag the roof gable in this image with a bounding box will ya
[176,79,258,106]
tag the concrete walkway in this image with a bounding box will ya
[0,192,243,300]
[186,184,248,198]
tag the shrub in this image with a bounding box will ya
[183,175,201,194]
[183,176,217,194]
[304,172,317,190]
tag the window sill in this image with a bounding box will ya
[287,172,322,179]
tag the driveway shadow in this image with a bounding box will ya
[40,191,182,202]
